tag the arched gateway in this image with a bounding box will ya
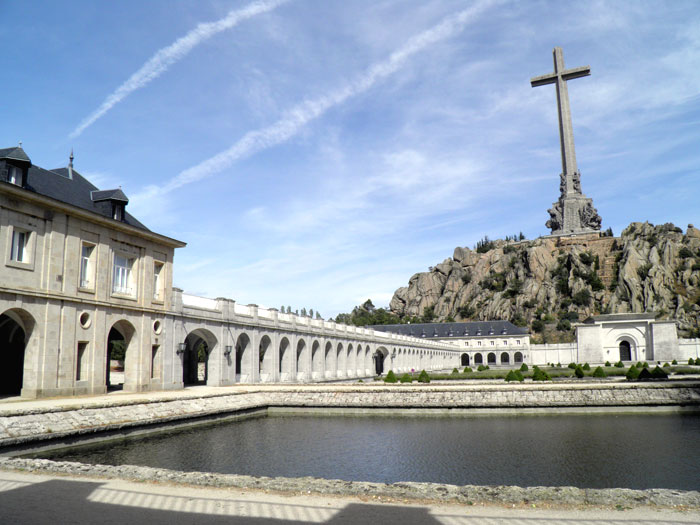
[0,310,34,396]
[619,340,632,362]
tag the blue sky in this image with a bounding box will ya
[2,0,699,318]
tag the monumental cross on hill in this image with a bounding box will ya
[531,47,601,236]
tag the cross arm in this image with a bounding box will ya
[561,65,591,81]
[530,73,557,87]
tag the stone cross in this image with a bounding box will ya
[531,47,590,194]
[531,47,601,235]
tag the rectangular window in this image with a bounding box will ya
[80,244,95,288]
[151,345,160,379]
[477,341,482,347]
[503,340,508,346]
[113,254,134,295]
[10,230,28,262]
[8,166,21,185]
[465,341,469,347]
[516,340,521,345]
[490,340,495,346]
[76,342,88,381]
[153,262,163,300]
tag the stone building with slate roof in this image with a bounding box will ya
[371,321,531,368]
[0,145,186,398]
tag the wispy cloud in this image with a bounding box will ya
[68,0,289,139]
[134,0,497,203]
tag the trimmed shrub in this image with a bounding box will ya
[614,361,624,368]
[662,362,670,368]
[417,370,430,383]
[519,363,529,372]
[689,358,695,365]
[651,366,669,379]
[642,362,650,369]
[696,358,700,366]
[451,368,460,375]
[605,361,611,367]
[592,366,606,378]
[477,364,489,371]
[636,361,644,368]
[556,363,561,367]
[532,366,551,381]
[506,370,525,382]
[582,363,591,371]
[384,370,398,383]
[463,366,473,373]
[672,359,678,365]
[626,365,641,381]
[568,362,577,369]
[399,373,413,383]
[574,365,584,378]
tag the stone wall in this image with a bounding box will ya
[2,383,699,448]
[679,338,700,361]
[529,343,577,365]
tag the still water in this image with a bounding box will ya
[43,413,700,490]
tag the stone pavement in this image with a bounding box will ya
[1,470,698,525]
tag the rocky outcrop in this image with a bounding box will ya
[389,222,700,336]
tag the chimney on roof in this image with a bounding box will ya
[67,149,74,180]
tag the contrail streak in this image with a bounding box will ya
[142,0,495,198]
[69,0,289,139]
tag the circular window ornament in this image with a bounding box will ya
[153,320,162,334]
[79,312,91,329]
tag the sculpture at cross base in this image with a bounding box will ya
[531,47,602,236]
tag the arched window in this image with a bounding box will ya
[487,352,496,364]
[514,352,523,363]
[474,353,483,364]
[500,352,509,364]
[461,353,470,366]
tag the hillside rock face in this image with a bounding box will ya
[390,222,700,336]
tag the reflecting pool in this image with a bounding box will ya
[41,413,700,490]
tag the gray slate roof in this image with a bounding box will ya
[370,321,528,338]
[0,146,31,163]
[1,147,148,230]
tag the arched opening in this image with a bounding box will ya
[311,340,323,380]
[474,353,483,365]
[500,352,510,365]
[461,353,469,366]
[487,352,496,365]
[296,339,308,381]
[182,329,216,386]
[259,335,272,382]
[235,333,251,382]
[324,342,334,378]
[365,346,371,375]
[106,320,135,391]
[619,340,632,362]
[336,343,344,376]
[374,348,388,375]
[514,352,523,363]
[0,310,33,397]
[279,337,291,381]
[346,344,355,377]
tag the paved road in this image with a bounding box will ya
[1,470,698,525]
